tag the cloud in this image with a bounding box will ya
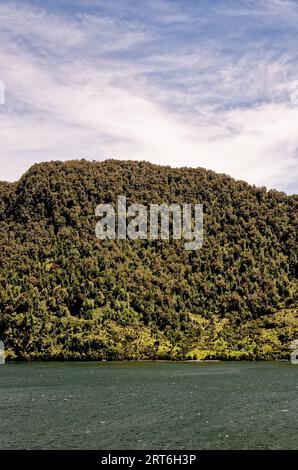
[0,0,297,193]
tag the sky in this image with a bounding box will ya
[0,0,298,193]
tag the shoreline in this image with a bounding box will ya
[1,358,292,364]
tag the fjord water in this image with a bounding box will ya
[0,362,297,450]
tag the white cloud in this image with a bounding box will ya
[0,1,297,193]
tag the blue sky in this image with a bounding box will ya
[0,0,298,193]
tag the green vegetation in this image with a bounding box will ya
[0,159,297,360]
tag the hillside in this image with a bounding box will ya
[0,159,297,360]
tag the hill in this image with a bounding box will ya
[0,159,297,360]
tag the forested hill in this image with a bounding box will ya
[0,160,297,360]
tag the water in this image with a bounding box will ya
[0,361,297,449]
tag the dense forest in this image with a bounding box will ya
[0,159,297,360]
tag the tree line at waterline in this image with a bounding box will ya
[0,160,297,360]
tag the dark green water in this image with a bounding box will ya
[0,361,297,449]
